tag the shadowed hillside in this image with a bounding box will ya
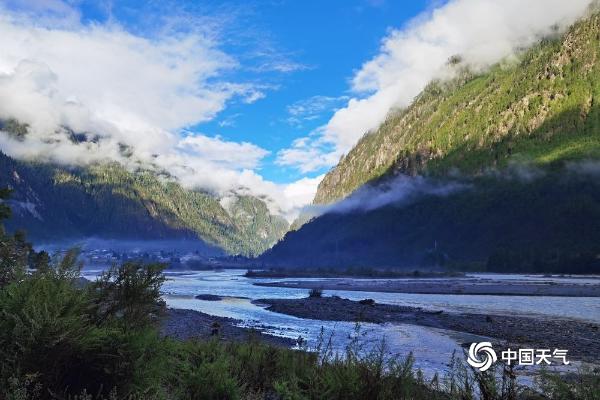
[259,13,600,272]
[260,168,600,272]
[0,151,288,256]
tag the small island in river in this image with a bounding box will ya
[253,275,600,297]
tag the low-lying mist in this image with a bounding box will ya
[305,161,600,220]
[325,175,468,214]
[35,237,224,257]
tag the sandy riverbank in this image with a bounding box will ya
[161,308,295,347]
[255,296,600,364]
[254,277,600,297]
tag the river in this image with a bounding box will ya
[83,267,600,382]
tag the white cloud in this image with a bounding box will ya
[218,113,241,128]
[0,10,238,154]
[178,134,270,170]
[285,95,349,127]
[282,174,325,213]
[325,175,466,214]
[0,4,316,220]
[1,0,82,27]
[276,133,339,173]
[245,43,312,74]
[253,59,310,74]
[279,0,593,172]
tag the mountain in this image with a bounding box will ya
[315,14,600,204]
[259,13,600,273]
[0,151,288,256]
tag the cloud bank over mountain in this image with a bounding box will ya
[0,0,593,219]
[278,0,593,173]
[0,2,317,220]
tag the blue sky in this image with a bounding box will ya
[74,0,430,184]
[0,0,590,218]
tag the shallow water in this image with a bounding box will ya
[156,269,600,323]
[83,267,598,380]
[165,295,468,374]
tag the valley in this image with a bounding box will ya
[1,2,600,398]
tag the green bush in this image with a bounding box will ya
[0,256,166,398]
[90,261,166,330]
[536,367,600,400]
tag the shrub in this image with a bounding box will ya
[0,229,30,287]
[0,256,109,395]
[536,366,600,400]
[0,250,171,398]
[308,288,323,298]
[90,261,166,330]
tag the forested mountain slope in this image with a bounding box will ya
[259,13,600,272]
[0,151,288,256]
[315,14,600,204]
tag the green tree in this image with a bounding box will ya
[90,262,166,330]
[0,189,34,286]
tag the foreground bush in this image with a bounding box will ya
[0,251,171,398]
